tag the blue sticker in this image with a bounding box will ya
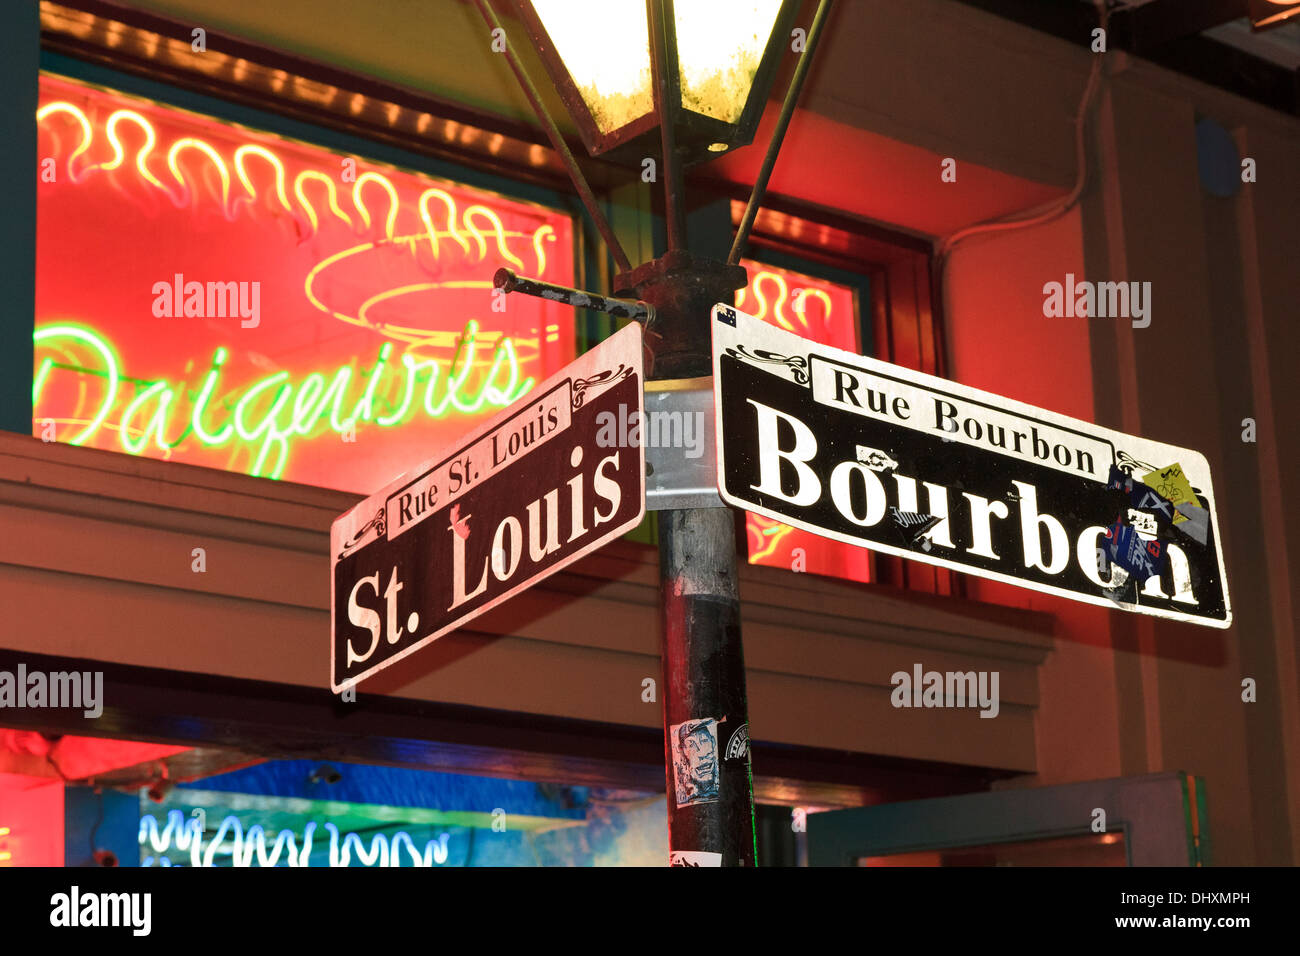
[1130,486,1177,524]
[1106,464,1133,494]
[1104,514,1170,582]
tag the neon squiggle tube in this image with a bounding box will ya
[35,94,554,273]
[464,204,526,272]
[234,144,290,213]
[95,109,166,191]
[139,810,454,867]
[36,102,93,182]
[353,171,399,241]
[295,169,354,232]
[418,187,470,258]
[166,137,232,215]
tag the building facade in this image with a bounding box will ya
[0,0,1296,866]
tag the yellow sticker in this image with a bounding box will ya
[1143,463,1193,524]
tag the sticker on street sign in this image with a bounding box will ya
[331,322,646,690]
[711,304,1231,628]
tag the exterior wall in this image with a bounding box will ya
[0,433,1051,781]
[1235,118,1300,866]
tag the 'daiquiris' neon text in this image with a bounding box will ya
[33,320,532,479]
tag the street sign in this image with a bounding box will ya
[331,322,646,690]
[711,304,1231,628]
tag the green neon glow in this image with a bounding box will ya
[443,322,480,415]
[422,352,451,419]
[33,321,538,480]
[321,366,356,435]
[423,320,534,418]
[484,337,525,407]
[120,380,177,454]
[290,372,327,436]
[234,371,293,479]
[346,341,393,428]
[191,346,233,444]
[375,355,423,427]
[32,324,121,445]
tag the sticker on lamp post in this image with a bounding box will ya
[711,304,1231,628]
[331,322,646,691]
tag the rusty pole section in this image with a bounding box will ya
[494,269,653,322]
[647,0,686,253]
[617,251,755,865]
[729,0,834,266]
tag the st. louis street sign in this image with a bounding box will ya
[711,305,1231,628]
[331,322,646,691]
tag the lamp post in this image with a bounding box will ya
[1249,0,1300,30]
[474,0,831,866]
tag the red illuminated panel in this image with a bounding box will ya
[0,774,64,867]
[34,74,575,493]
[736,260,869,583]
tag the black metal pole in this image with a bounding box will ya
[648,0,687,252]
[728,0,834,266]
[494,268,653,322]
[615,252,754,866]
[657,507,755,866]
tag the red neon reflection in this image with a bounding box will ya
[736,260,869,583]
[0,774,63,867]
[35,74,575,493]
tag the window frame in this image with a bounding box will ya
[733,197,958,597]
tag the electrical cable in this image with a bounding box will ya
[936,1,1111,270]
[43,747,70,782]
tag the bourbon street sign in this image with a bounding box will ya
[332,322,646,690]
[711,305,1231,628]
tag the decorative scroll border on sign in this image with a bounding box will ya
[724,346,811,386]
[338,508,386,559]
[572,365,634,409]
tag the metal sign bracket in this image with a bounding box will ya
[644,376,725,511]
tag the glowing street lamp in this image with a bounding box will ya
[514,0,797,166]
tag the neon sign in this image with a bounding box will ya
[139,810,455,867]
[35,74,574,492]
[736,262,870,583]
[35,320,529,479]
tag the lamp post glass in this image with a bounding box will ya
[516,0,797,165]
